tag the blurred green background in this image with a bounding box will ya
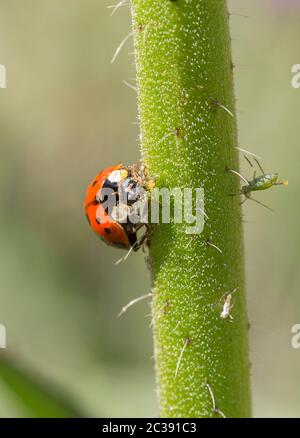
[0,0,298,417]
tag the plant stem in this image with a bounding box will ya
[130,0,251,418]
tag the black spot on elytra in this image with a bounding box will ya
[102,179,118,192]
[92,179,98,187]
[104,227,111,234]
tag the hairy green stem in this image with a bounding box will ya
[131,0,251,418]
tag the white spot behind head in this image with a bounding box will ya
[108,170,123,183]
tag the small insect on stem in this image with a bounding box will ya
[205,382,226,418]
[175,337,190,379]
[220,287,239,321]
[227,156,288,211]
[118,290,152,318]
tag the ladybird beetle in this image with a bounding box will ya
[84,163,154,251]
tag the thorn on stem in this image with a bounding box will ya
[210,98,234,118]
[175,337,190,379]
[205,238,223,254]
[118,291,152,318]
[107,0,129,16]
[111,31,134,64]
[205,382,226,418]
[122,80,137,92]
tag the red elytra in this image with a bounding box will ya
[84,164,133,249]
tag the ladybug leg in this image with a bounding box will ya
[133,224,152,252]
[133,232,147,252]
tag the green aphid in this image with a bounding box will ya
[229,156,288,211]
